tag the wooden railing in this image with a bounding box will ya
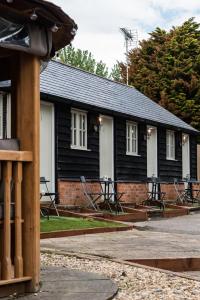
[0,151,32,284]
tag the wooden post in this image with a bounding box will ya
[14,162,23,278]
[11,53,40,292]
[1,161,12,280]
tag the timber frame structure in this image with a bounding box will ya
[0,0,76,297]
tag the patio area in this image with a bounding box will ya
[39,212,200,299]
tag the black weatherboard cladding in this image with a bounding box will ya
[115,118,147,181]
[56,102,99,179]
[158,127,182,181]
[190,135,197,179]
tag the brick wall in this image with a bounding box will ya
[58,180,102,206]
[58,180,179,205]
[117,183,147,204]
[161,183,179,201]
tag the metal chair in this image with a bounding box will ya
[40,177,59,217]
[174,178,191,204]
[80,176,104,210]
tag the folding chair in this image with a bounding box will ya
[174,178,190,204]
[40,177,59,217]
[80,176,105,210]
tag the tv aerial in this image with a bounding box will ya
[120,28,138,85]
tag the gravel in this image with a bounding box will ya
[41,253,200,300]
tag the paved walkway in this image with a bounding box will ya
[41,213,200,260]
[135,211,200,235]
[12,267,118,300]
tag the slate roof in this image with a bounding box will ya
[0,59,198,132]
[40,60,197,133]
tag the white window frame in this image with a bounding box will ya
[166,130,175,160]
[71,108,87,150]
[126,121,138,155]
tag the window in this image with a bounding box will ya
[71,109,87,150]
[166,130,175,160]
[126,121,138,155]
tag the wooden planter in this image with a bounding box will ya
[132,204,189,218]
[163,204,189,218]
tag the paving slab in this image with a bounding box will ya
[135,211,200,235]
[41,213,200,260]
[6,267,118,300]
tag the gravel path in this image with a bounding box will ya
[41,253,200,300]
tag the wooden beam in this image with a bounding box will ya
[11,53,40,292]
[0,151,32,162]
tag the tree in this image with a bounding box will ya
[110,64,122,81]
[58,45,121,81]
[119,18,200,130]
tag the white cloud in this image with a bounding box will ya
[53,0,200,68]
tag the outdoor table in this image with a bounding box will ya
[99,178,124,213]
[144,177,166,209]
[99,178,116,204]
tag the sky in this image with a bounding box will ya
[54,0,200,69]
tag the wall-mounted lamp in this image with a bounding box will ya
[147,127,154,139]
[182,134,188,145]
[93,116,103,133]
[6,0,14,3]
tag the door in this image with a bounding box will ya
[99,115,114,180]
[147,125,158,178]
[182,133,190,179]
[40,102,55,193]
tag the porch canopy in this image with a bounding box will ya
[0,0,76,297]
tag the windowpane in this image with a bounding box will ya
[83,131,85,147]
[126,121,137,155]
[80,130,82,146]
[73,113,76,129]
[74,129,76,145]
[71,110,87,149]
[166,130,175,159]
[82,115,85,130]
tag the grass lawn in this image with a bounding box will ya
[40,216,124,232]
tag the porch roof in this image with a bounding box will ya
[40,60,197,133]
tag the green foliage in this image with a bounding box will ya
[58,46,121,81]
[110,64,122,81]
[120,18,200,130]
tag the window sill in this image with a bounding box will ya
[126,152,141,157]
[70,146,91,151]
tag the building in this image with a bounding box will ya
[1,60,198,206]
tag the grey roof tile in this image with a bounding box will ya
[40,60,197,132]
[1,60,197,133]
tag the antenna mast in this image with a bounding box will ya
[120,28,138,85]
